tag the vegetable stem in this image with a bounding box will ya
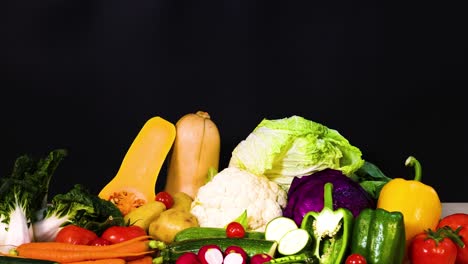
[323,183,333,210]
[405,156,422,182]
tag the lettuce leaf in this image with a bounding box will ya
[228,116,364,191]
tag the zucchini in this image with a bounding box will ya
[277,228,311,256]
[173,227,265,242]
[158,237,277,263]
[264,216,298,243]
[0,256,58,264]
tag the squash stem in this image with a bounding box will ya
[405,156,422,182]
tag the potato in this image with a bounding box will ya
[148,208,199,243]
[123,200,166,232]
[171,192,194,211]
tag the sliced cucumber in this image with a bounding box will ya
[277,228,311,256]
[264,216,298,243]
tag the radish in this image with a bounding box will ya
[250,253,273,264]
[224,245,248,264]
[198,244,224,264]
[176,252,201,264]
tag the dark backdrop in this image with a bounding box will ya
[1,1,466,202]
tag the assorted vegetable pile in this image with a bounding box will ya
[0,112,467,264]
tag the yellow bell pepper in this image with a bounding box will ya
[377,156,442,243]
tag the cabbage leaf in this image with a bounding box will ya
[228,116,364,191]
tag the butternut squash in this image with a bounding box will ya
[99,116,176,215]
[164,111,221,199]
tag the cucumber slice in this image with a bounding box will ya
[264,216,298,243]
[277,228,311,256]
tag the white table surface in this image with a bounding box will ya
[442,203,468,217]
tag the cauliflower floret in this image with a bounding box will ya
[190,167,287,231]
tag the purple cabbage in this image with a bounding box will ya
[283,169,375,226]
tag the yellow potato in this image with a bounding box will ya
[148,208,199,243]
[123,200,166,232]
[171,192,193,211]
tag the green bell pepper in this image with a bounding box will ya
[351,208,406,264]
[300,182,354,264]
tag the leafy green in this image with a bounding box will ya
[33,184,124,241]
[228,116,364,191]
[350,160,392,199]
[0,149,67,253]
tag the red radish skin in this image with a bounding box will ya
[224,246,247,264]
[198,244,224,264]
[176,252,201,264]
[250,253,273,264]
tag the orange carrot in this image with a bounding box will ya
[16,248,153,263]
[64,259,126,264]
[17,235,153,252]
[127,255,153,264]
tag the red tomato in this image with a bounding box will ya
[409,229,458,264]
[437,213,468,264]
[345,254,367,264]
[55,225,98,245]
[88,237,112,246]
[101,225,147,244]
[155,191,174,209]
[226,222,245,238]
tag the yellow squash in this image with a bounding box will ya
[377,156,442,244]
[164,111,221,199]
[99,116,176,215]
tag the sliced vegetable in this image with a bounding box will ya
[377,156,442,244]
[224,246,248,264]
[277,228,311,256]
[98,116,176,215]
[300,182,354,264]
[198,245,224,264]
[350,208,405,264]
[264,216,298,243]
[165,111,221,199]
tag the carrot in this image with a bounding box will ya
[127,255,153,264]
[16,248,153,263]
[16,235,153,253]
[64,259,126,264]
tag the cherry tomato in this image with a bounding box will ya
[155,191,174,209]
[437,213,468,264]
[345,253,367,264]
[226,222,245,238]
[55,225,98,245]
[88,237,112,246]
[101,225,147,244]
[409,229,458,264]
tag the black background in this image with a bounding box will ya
[1,1,466,202]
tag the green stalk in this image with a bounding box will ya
[405,156,422,182]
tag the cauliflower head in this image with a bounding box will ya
[190,167,287,231]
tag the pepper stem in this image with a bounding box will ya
[323,182,334,210]
[405,156,422,182]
